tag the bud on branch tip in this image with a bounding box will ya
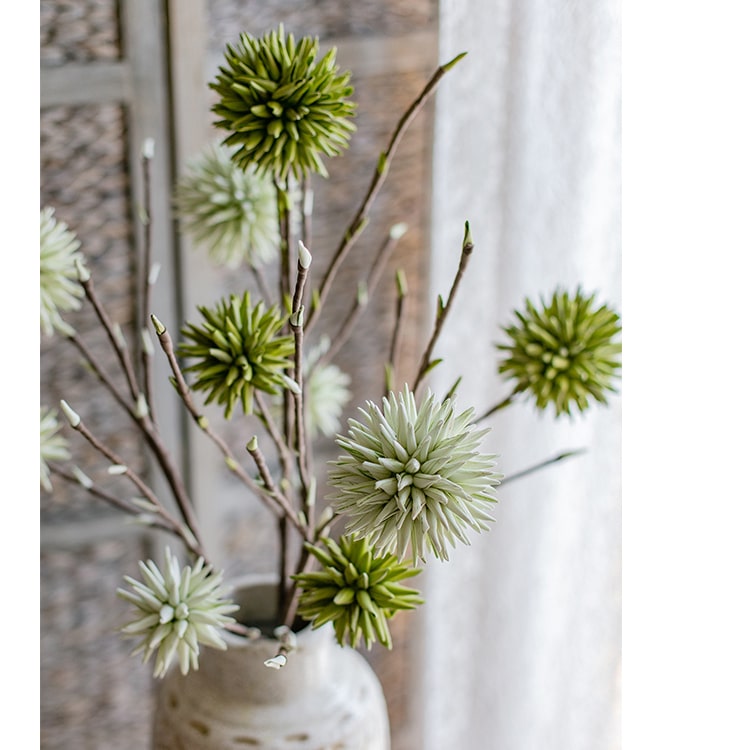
[60,400,81,428]
[150,314,166,336]
[298,241,312,269]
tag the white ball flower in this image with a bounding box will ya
[117,547,239,678]
[174,141,279,269]
[304,338,351,438]
[40,207,84,336]
[40,406,70,492]
[329,385,502,562]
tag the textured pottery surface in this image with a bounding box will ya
[152,578,390,749]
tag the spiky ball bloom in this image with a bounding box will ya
[497,287,622,417]
[305,338,351,438]
[174,141,279,269]
[329,385,502,563]
[117,547,239,678]
[292,535,423,649]
[40,207,85,336]
[178,291,295,419]
[210,24,356,181]
[40,406,70,492]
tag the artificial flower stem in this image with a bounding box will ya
[138,142,156,411]
[276,179,292,310]
[302,175,313,250]
[153,317,304,532]
[60,409,207,557]
[386,268,408,395]
[50,464,201,556]
[66,331,198,533]
[317,226,404,370]
[250,263,274,305]
[305,55,466,334]
[79,273,141,403]
[290,249,312,498]
[501,448,587,485]
[253,393,294,484]
[472,393,517,424]
[245,438,307,536]
[413,221,474,393]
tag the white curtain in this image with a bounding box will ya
[421,1,621,748]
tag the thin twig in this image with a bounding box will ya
[152,316,306,535]
[58,405,208,557]
[317,224,406,369]
[413,221,474,393]
[473,393,518,424]
[66,331,197,528]
[245,437,305,536]
[139,142,156,409]
[501,449,587,485]
[385,268,408,394]
[50,464,202,557]
[78,270,141,403]
[251,264,274,305]
[253,393,294,483]
[290,245,312,498]
[305,52,468,334]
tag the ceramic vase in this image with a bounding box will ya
[152,576,390,749]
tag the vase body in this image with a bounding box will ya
[152,577,390,750]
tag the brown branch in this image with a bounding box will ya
[385,268,408,394]
[318,224,406,369]
[78,268,141,403]
[66,331,197,531]
[50,464,203,558]
[58,404,207,557]
[151,316,306,536]
[413,221,475,393]
[305,52,467,334]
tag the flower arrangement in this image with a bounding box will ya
[40,25,621,680]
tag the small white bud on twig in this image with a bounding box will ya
[142,137,155,160]
[290,306,305,327]
[140,328,154,356]
[72,466,93,488]
[298,241,312,269]
[135,393,149,418]
[390,222,408,240]
[280,374,301,395]
[60,400,81,428]
[148,262,161,286]
[75,258,91,283]
[108,464,128,475]
[264,654,287,670]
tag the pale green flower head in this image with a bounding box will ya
[292,534,423,649]
[329,385,502,563]
[40,207,85,336]
[304,337,351,438]
[210,24,357,180]
[178,291,295,419]
[40,406,70,492]
[174,141,279,269]
[497,287,622,417]
[117,547,238,678]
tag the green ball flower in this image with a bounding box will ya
[210,24,357,181]
[40,406,70,492]
[40,207,85,336]
[292,535,423,649]
[174,141,279,269]
[117,547,238,678]
[178,291,295,419]
[497,287,622,417]
[329,385,502,563]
